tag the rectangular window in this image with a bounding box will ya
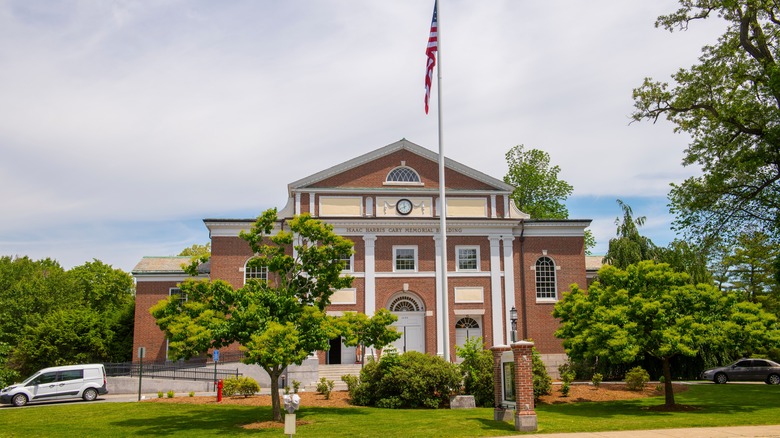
[245,265,268,283]
[393,246,418,272]
[169,287,187,306]
[340,255,354,273]
[456,246,479,271]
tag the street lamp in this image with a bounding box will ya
[509,307,518,342]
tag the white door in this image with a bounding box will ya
[392,312,425,353]
[455,317,482,362]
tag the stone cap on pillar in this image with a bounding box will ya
[510,340,534,348]
[490,345,512,352]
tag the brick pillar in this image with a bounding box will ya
[511,340,537,432]
[490,345,512,421]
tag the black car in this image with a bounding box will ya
[702,358,780,384]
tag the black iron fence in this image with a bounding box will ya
[105,362,241,382]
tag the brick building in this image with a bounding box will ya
[132,139,590,368]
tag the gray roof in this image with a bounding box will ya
[132,256,210,275]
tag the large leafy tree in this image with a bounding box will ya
[603,200,658,269]
[632,1,780,244]
[554,261,779,406]
[503,144,596,253]
[151,210,353,422]
[503,145,573,219]
[336,309,401,362]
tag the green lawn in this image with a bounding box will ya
[1,384,778,437]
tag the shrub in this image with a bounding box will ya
[455,337,494,407]
[532,347,552,402]
[292,380,301,394]
[624,366,650,391]
[559,364,575,397]
[222,376,260,397]
[349,351,461,409]
[341,374,360,395]
[157,391,163,399]
[166,390,175,398]
[317,377,335,400]
[591,372,603,388]
[188,391,194,397]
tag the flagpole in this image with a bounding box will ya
[435,0,450,363]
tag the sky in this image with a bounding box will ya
[0,1,727,273]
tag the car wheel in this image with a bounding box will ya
[12,393,28,407]
[768,374,780,385]
[715,373,728,384]
[82,388,98,401]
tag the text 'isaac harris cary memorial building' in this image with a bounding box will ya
[132,139,591,368]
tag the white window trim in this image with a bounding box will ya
[244,258,268,285]
[455,245,480,272]
[534,256,558,302]
[341,254,355,273]
[393,245,418,273]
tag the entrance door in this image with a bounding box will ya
[392,313,425,353]
[389,294,425,354]
[455,317,482,363]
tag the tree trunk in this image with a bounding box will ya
[662,357,675,407]
[267,366,283,422]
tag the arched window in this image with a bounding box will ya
[389,294,423,312]
[535,256,557,300]
[455,317,480,329]
[386,166,421,184]
[244,258,268,285]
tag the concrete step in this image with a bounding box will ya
[303,364,362,393]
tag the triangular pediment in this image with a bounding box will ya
[288,139,514,194]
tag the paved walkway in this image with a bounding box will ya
[501,425,780,437]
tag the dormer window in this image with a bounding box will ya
[385,162,423,186]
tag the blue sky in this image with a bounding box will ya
[0,1,724,272]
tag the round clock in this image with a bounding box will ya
[396,199,413,215]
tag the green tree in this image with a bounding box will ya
[656,239,713,285]
[151,209,353,422]
[455,337,494,407]
[554,261,779,406]
[11,308,115,376]
[503,145,573,219]
[632,1,780,244]
[0,256,76,346]
[603,200,657,269]
[179,243,211,257]
[68,259,134,313]
[337,309,402,362]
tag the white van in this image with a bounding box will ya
[0,364,108,407]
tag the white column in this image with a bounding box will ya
[502,236,516,343]
[489,236,503,346]
[503,195,509,218]
[490,195,497,218]
[363,235,377,317]
[366,197,374,217]
[309,192,316,216]
[295,192,301,215]
[433,235,444,356]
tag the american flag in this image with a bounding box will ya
[424,1,438,114]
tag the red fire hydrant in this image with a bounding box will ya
[217,379,223,402]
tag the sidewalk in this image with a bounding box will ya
[502,425,780,437]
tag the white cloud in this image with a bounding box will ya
[0,0,726,270]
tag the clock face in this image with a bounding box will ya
[396,199,413,215]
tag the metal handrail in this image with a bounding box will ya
[105,362,241,382]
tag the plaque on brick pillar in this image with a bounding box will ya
[490,345,513,422]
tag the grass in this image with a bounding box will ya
[1,384,778,437]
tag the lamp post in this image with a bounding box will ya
[510,307,518,343]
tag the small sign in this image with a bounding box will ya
[213,350,219,363]
[138,347,146,359]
